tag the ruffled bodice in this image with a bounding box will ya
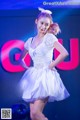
[24,33,58,69]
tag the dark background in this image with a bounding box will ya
[0,3,80,120]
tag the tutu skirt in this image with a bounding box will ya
[20,66,70,102]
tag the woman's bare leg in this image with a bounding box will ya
[30,97,49,120]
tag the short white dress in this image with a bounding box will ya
[20,33,70,102]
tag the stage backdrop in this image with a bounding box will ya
[0,8,80,120]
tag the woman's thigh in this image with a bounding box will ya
[30,97,49,112]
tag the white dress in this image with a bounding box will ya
[20,33,70,102]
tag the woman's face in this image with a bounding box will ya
[36,17,51,34]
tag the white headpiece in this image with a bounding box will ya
[38,7,52,15]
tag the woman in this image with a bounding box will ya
[20,8,70,120]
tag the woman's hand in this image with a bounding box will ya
[19,48,29,69]
[48,61,56,71]
[20,58,29,69]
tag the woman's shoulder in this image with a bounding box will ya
[44,33,58,42]
[25,37,33,44]
[45,33,57,39]
[44,33,58,48]
[26,37,33,42]
[24,37,33,50]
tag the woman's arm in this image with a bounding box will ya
[20,48,29,69]
[20,48,28,59]
[49,41,69,70]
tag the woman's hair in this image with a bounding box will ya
[37,12,53,24]
[48,22,61,35]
